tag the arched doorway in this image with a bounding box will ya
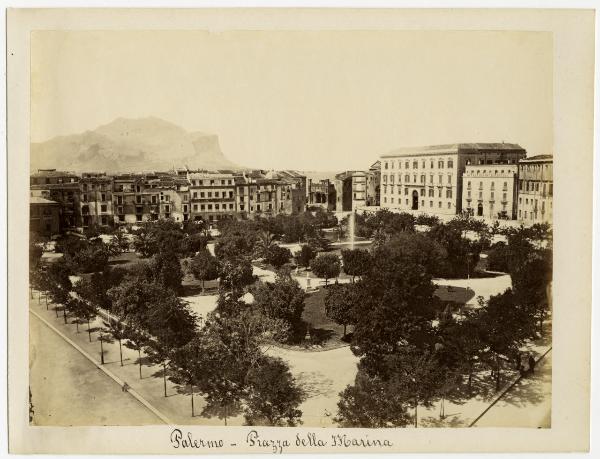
[412,190,419,210]
[477,203,483,216]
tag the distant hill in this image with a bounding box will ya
[30,117,243,173]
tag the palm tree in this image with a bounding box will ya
[254,231,276,260]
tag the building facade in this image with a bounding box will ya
[30,170,81,230]
[336,171,368,211]
[461,164,519,219]
[80,173,114,228]
[308,179,336,211]
[517,155,553,224]
[380,143,526,216]
[30,196,61,236]
[367,161,381,206]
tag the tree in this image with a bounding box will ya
[180,233,210,258]
[66,243,110,274]
[310,254,341,286]
[324,283,359,337]
[477,290,531,391]
[254,231,277,260]
[336,369,413,428]
[149,251,183,293]
[252,270,305,339]
[244,356,304,426]
[190,249,219,292]
[144,290,197,397]
[350,240,439,371]
[218,256,254,293]
[341,249,372,282]
[295,245,316,269]
[265,246,292,269]
[509,248,552,338]
[73,267,127,312]
[103,317,127,366]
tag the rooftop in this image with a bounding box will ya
[382,143,525,158]
[30,197,60,205]
[520,154,553,163]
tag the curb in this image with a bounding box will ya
[469,346,552,427]
[29,308,174,425]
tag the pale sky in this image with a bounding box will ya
[31,30,553,171]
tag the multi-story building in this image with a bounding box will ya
[336,171,368,211]
[308,179,336,211]
[30,196,61,236]
[517,155,553,224]
[461,164,519,219]
[30,169,80,230]
[79,173,114,228]
[367,161,381,206]
[380,143,526,216]
[276,170,307,214]
[188,171,237,224]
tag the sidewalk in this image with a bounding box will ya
[30,290,244,426]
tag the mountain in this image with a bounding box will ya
[30,117,243,173]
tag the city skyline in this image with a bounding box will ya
[31,30,553,171]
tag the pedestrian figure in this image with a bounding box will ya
[122,382,130,392]
[528,354,536,374]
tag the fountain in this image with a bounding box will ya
[348,211,355,250]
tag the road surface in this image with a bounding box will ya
[29,312,161,426]
[473,350,552,428]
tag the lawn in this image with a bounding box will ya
[296,287,353,351]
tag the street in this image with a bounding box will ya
[29,312,161,426]
[473,350,552,428]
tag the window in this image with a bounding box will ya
[208,192,212,198]
[82,194,88,202]
[446,189,452,199]
[430,174,434,184]
[229,191,234,198]
[405,161,409,169]
[384,197,387,204]
[101,204,107,213]
[200,204,205,211]
[430,201,433,207]
[208,204,213,210]
[136,185,141,193]
[385,162,389,169]
[152,195,157,204]
[101,193,106,201]
[193,204,198,211]
[201,192,205,198]
[448,174,452,184]
[447,160,454,168]
[447,202,451,209]
[136,195,142,204]
[420,188,425,196]
[467,190,471,198]
[438,189,442,198]
[215,204,220,210]
[413,161,418,169]
[405,175,410,183]
[404,188,408,196]
[183,205,188,212]
[136,214,142,222]
[438,160,444,169]
[193,192,198,199]
[165,195,170,202]
[229,204,234,210]
[438,175,442,184]
[430,160,434,169]
[438,201,442,208]
[428,188,434,197]
[491,192,495,199]
[420,175,425,184]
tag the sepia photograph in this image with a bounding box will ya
[27,27,554,429]
[6,6,595,455]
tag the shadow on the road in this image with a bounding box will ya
[295,371,336,398]
[420,415,466,428]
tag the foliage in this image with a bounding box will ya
[309,254,341,286]
[149,251,183,292]
[189,249,219,290]
[218,256,255,293]
[265,245,292,269]
[341,249,372,281]
[351,239,439,369]
[324,283,360,336]
[244,356,304,426]
[252,270,305,339]
[73,267,127,311]
[295,244,316,268]
[336,368,414,428]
